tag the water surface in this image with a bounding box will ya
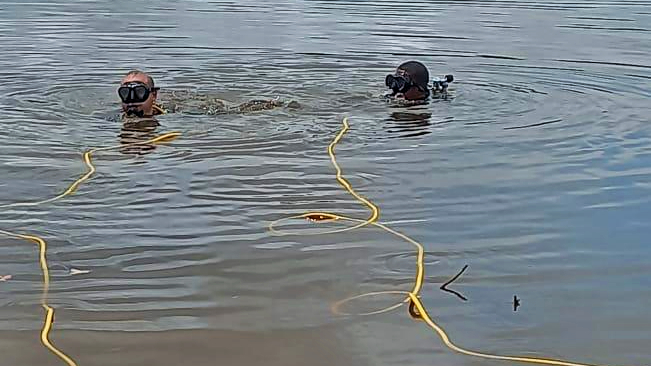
[1,1,650,365]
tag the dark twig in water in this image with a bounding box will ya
[440,264,469,301]
[503,118,563,130]
[513,295,521,311]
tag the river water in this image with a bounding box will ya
[0,1,650,365]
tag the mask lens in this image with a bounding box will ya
[385,74,394,87]
[117,86,131,102]
[386,74,407,92]
[396,77,406,91]
[133,85,149,101]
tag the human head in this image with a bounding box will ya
[385,61,430,101]
[118,70,159,117]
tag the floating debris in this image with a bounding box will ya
[440,265,469,301]
[69,268,91,276]
[513,295,521,311]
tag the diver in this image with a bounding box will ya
[384,60,453,103]
[117,70,164,118]
[383,61,453,138]
[110,70,164,154]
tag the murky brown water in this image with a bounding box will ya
[1,1,650,365]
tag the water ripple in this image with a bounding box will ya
[1,1,651,365]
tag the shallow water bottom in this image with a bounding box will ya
[0,326,372,366]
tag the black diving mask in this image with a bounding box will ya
[385,73,428,96]
[385,74,413,94]
[118,82,158,104]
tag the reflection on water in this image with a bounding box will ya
[119,119,161,155]
[1,0,651,365]
[386,111,433,138]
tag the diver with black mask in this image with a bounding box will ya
[117,70,164,118]
[383,61,453,138]
[109,70,165,154]
[385,60,453,103]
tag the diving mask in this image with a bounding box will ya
[118,82,158,104]
[385,73,418,95]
